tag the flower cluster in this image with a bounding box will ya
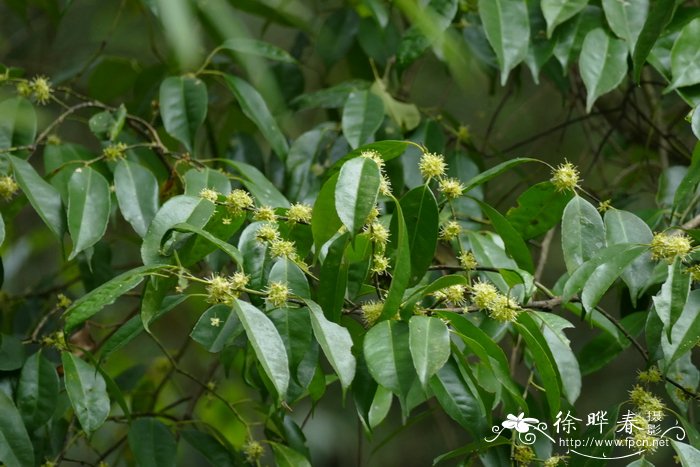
[419,152,446,179]
[637,366,662,384]
[438,177,464,200]
[459,251,477,270]
[439,220,462,241]
[205,272,249,304]
[225,189,254,214]
[629,385,665,420]
[0,175,19,201]
[103,142,128,161]
[266,281,289,307]
[513,444,536,466]
[199,188,219,203]
[433,284,466,306]
[20,76,53,104]
[253,205,277,222]
[551,161,580,192]
[361,300,384,327]
[243,440,264,464]
[286,203,312,223]
[371,254,390,275]
[471,281,521,322]
[361,150,392,196]
[650,232,692,263]
[543,456,566,467]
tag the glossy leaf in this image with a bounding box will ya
[312,173,342,251]
[159,76,207,152]
[341,90,384,149]
[552,6,602,71]
[270,442,311,467]
[602,0,648,49]
[10,155,65,237]
[0,391,34,467]
[114,160,159,238]
[533,312,581,404]
[368,385,393,428]
[317,232,349,321]
[170,222,243,266]
[224,74,289,159]
[662,290,700,366]
[561,195,606,273]
[306,299,356,391]
[128,418,177,467]
[672,440,700,467]
[238,222,273,290]
[382,199,411,321]
[653,259,691,333]
[220,37,296,63]
[408,316,450,387]
[506,181,572,240]
[429,356,484,434]
[335,157,380,236]
[580,246,649,311]
[541,0,588,38]
[401,185,439,284]
[463,157,539,194]
[364,321,415,403]
[220,159,290,208]
[183,167,231,196]
[67,167,111,260]
[269,259,310,299]
[476,198,534,273]
[61,353,110,434]
[579,28,628,112]
[0,97,36,151]
[632,0,675,82]
[16,351,59,431]
[667,18,700,92]
[478,0,530,85]
[190,305,242,353]
[0,334,23,371]
[233,299,290,399]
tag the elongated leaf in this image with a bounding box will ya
[533,312,581,404]
[552,6,602,71]
[312,173,342,251]
[224,74,289,159]
[579,28,628,112]
[183,167,231,196]
[674,144,700,212]
[190,305,242,353]
[335,157,380,236]
[667,18,700,92]
[604,209,654,304]
[0,214,4,248]
[10,155,64,237]
[219,159,290,208]
[382,199,411,321]
[0,97,36,152]
[16,351,59,431]
[0,391,34,467]
[317,232,349,321]
[67,167,111,260]
[181,430,235,467]
[429,356,484,435]
[364,321,415,403]
[602,0,648,49]
[159,76,207,152]
[61,353,110,434]
[662,290,700,366]
[170,223,243,266]
[653,258,691,334]
[478,0,530,85]
[128,418,177,467]
[541,0,588,38]
[0,334,23,370]
[269,259,310,299]
[463,158,539,194]
[305,299,356,392]
[270,442,311,467]
[221,37,296,63]
[692,107,700,140]
[672,440,700,467]
[476,198,534,273]
[114,160,159,238]
[580,245,648,311]
[368,385,393,429]
[401,185,439,285]
[233,299,290,399]
[408,316,450,387]
[326,140,409,178]
[578,312,645,375]
[238,222,273,290]
[561,195,606,273]
[63,265,165,332]
[342,90,384,149]
[506,181,572,240]
[632,0,675,82]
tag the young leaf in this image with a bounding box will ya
[478,0,530,85]
[341,90,384,149]
[579,28,628,112]
[602,0,648,50]
[306,299,356,392]
[16,351,59,431]
[335,157,380,236]
[67,167,111,260]
[0,391,34,467]
[159,76,208,152]
[541,0,588,37]
[632,0,675,82]
[61,353,110,434]
[561,195,606,273]
[666,18,700,92]
[220,37,297,63]
[114,160,159,238]
[9,155,65,237]
[128,418,177,467]
[233,299,290,399]
[408,316,450,387]
[224,74,289,159]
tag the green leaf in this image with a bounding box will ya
[408,316,450,387]
[128,418,177,467]
[114,160,159,238]
[364,321,415,406]
[220,37,297,63]
[478,0,530,85]
[67,167,111,260]
[0,214,4,248]
[159,76,208,152]
[602,0,648,49]
[662,290,700,366]
[269,259,310,299]
[0,334,24,370]
[305,299,356,392]
[238,222,273,290]
[9,155,65,237]
[692,107,700,140]
[401,185,439,284]
[190,305,242,353]
[270,442,311,467]
[674,144,700,213]
[218,159,290,208]
[463,157,539,194]
[632,0,675,82]
[541,0,589,38]
[317,8,359,66]
[317,232,349,321]
[475,198,534,273]
[561,195,606,273]
[326,140,409,179]
[578,312,645,374]
[368,385,393,429]
[170,222,243,266]
[335,157,380,236]
[141,195,215,265]
[312,173,342,252]
[63,264,166,332]
[506,181,572,240]
[533,312,581,404]
[653,258,691,334]
[382,199,411,321]
[42,143,94,203]
[403,275,468,313]
[61,352,110,434]
[553,6,602,71]
[181,429,235,467]
[341,90,384,149]
[224,74,289,159]
[580,245,648,311]
[183,167,231,196]
[370,79,421,131]
[672,440,700,467]
[604,209,654,304]
[16,351,59,431]
[0,97,35,153]
[666,18,700,92]
[233,299,290,399]
[429,356,484,435]
[0,391,34,467]
[579,28,628,112]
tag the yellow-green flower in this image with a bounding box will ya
[360,149,384,169]
[471,281,499,309]
[16,81,31,97]
[419,152,447,179]
[439,220,462,240]
[270,239,297,259]
[637,366,662,384]
[434,285,466,305]
[459,251,477,270]
[210,316,222,327]
[226,189,253,214]
[102,142,127,161]
[0,175,19,201]
[687,264,700,282]
[543,456,567,467]
[438,177,464,200]
[379,174,392,196]
[287,203,313,223]
[488,294,521,322]
[206,275,233,304]
[253,205,277,222]
[597,199,612,212]
[371,254,390,275]
[255,223,279,243]
[30,75,52,104]
[57,293,72,309]
[367,222,390,248]
[551,161,580,192]
[513,444,536,466]
[266,281,289,307]
[243,440,265,464]
[361,300,384,327]
[629,385,665,420]
[650,232,692,263]
[199,188,219,203]
[230,271,249,290]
